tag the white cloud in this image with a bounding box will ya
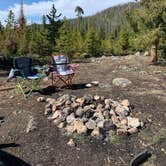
[0,0,134,25]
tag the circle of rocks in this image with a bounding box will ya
[37,94,143,140]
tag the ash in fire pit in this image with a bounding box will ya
[37,94,144,140]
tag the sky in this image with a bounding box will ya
[0,0,134,25]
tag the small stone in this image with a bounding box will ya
[52,105,57,112]
[91,127,100,138]
[44,108,52,115]
[115,105,129,117]
[46,98,56,104]
[91,81,99,86]
[89,104,95,109]
[111,115,119,124]
[93,112,104,120]
[67,139,76,147]
[121,99,130,107]
[37,96,46,102]
[120,118,128,125]
[65,125,75,134]
[53,118,62,126]
[85,119,96,130]
[117,128,128,135]
[110,109,116,115]
[84,94,93,104]
[26,116,37,133]
[51,111,61,119]
[58,122,65,129]
[45,103,52,109]
[94,95,100,101]
[96,104,104,112]
[97,120,105,128]
[66,113,75,124]
[104,99,111,105]
[103,119,114,130]
[100,96,105,102]
[85,83,92,88]
[71,102,79,109]
[83,105,91,112]
[63,107,72,115]
[128,127,138,134]
[105,104,110,110]
[103,110,110,119]
[75,107,84,117]
[127,117,140,128]
[76,98,85,106]
[65,100,72,105]
[74,120,87,134]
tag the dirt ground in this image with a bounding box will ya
[0,54,166,166]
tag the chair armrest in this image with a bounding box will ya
[68,64,79,72]
[13,69,22,76]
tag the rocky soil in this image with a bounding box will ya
[0,54,166,166]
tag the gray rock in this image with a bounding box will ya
[71,102,79,109]
[97,120,105,128]
[84,94,93,104]
[75,107,84,117]
[85,119,96,129]
[112,78,132,88]
[44,108,52,115]
[103,119,114,130]
[66,113,75,124]
[103,110,110,119]
[37,96,46,102]
[26,116,37,133]
[63,107,72,115]
[83,105,91,112]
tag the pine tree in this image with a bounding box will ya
[85,28,101,56]
[2,10,17,57]
[56,17,73,56]
[46,4,62,52]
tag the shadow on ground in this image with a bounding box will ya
[0,143,31,166]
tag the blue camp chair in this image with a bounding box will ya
[13,57,44,97]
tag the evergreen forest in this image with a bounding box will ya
[0,0,165,63]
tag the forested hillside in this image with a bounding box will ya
[69,3,138,39]
[0,0,165,64]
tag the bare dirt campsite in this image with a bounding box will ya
[0,54,166,166]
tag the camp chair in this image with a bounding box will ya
[50,54,79,88]
[13,57,44,97]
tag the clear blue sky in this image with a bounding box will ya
[0,0,134,25]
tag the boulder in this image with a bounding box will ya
[112,78,132,88]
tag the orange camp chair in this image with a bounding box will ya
[50,54,79,88]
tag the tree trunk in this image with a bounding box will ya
[150,43,158,63]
